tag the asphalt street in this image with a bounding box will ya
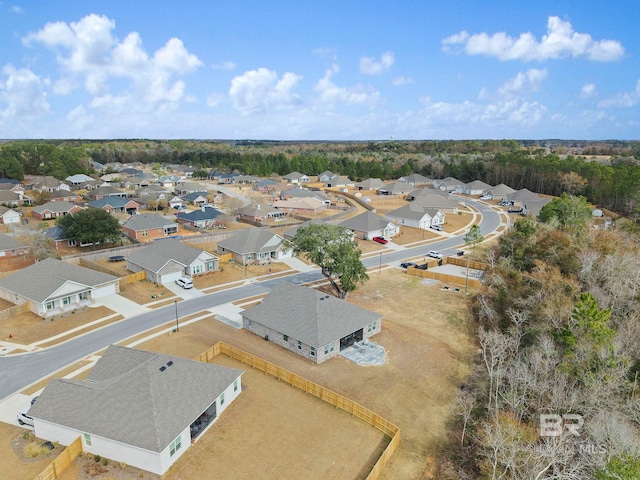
[0,199,501,401]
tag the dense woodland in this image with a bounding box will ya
[1,139,640,219]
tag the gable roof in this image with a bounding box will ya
[283,171,307,181]
[339,211,391,232]
[243,282,382,347]
[237,203,279,217]
[281,188,330,202]
[354,178,385,190]
[182,191,209,202]
[176,206,223,222]
[32,201,82,214]
[121,213,177,231]
[66,174,95,184]
[28,345,242,453]
[412,194,460,209]
[126,239,214,273]
[0,232,26,251]
[508,188,545,203]
[92,185,126,196]
[0,257,118,303]
[89,197,137,209]
[487,183,516,195]
[274,197,325,210]
[465,180,493,190]
[386,203,442,221]
[378,182,415,195]
[217,228,283,254]
[398,173,430,185]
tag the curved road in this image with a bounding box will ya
[0,199,501,401]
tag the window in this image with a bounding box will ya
[324,343,335,355]
[193,264,202,274]
[207,261,215,271]
[310,346,316,357]
[220,393,225,406]
[142,230,148,237]
[297,340,302,350]
[62,296,71,306]
[46,301,54,311]
[170,435,182,456]
[84,433,91,446]
[233,380,238,392]
[368,321,376,333]
[283,334,288,342]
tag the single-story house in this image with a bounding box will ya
[338,211,400,240]
[89,186,128,201]
[354,178,385,190]
[216,228,292,265]
[32,201,85,220]
[28,345,243,476]
[176,206,225,229]
[0,257,119,317]
[242,282,383,363]
[236,203,285,223]
[66,174,95,187]
[0,206,21,224]
[377,182,415,196]
[45,226,78,250]
[235,175,261,184]
[0,191,24,207]
[121,213,179,241]
[385,204,445,229]
[48,190,82,203]
[273,197,326,214]
[88,197,140,215]
[505,188,552,216]
[432,177,465,193]
[409,193,460,215]
[398,173,430,186]
[27,175,68,192]
[125,238,218,284]
[481,183,516,200]
[282,219,332,241]
[317,171,336,182]
[175,182,205,195]
[0,233,29,260]
[324,175,354,188]
[460,180,493,196]
[136,185,169,198]
[283,172,310,185]
[217,173,240,184]
[182,192,209,207]
[281,187,331,205]
[255,179,279,191]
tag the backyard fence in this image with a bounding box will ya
[407,267,483,288]
[216,253,233,263]
[33,436,83,480]
[78,257,121,277]
[194,341,400,479]
[119,271,146,285]
[0,302,30,321]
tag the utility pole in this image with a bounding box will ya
[174,300,179,332]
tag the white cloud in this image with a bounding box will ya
[580,83,596,99]
[359,51,394,75]
[314,63,380,108]
[229,68,302,113]
[442,16,624,62]
[22,14,203,111]
[598,79,640,108]
[0,64,49,119]
[497,68,547,98]
[212,61,236,71]
[11,6,24,14]
[393,76,414,86]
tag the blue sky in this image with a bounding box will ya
[0,1,638,140]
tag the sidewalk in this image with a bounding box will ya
[281,256,316,272]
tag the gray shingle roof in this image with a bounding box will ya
[243,282,382,347]
[28,345,243,453]
[32,201,80,215]
[0,232,26,251]
[0,257,118,303]
[126,239,213,273]
[217,228,283,254]
[121,213,177,231]
[386,203,441,221]
[339,211,390,232]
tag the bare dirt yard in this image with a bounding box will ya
[3,422,64,480]
[6,266,475,480]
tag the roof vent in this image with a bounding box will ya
[166,361,173,367]
[159,366,166,372]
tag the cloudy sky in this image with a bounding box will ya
[1,1,637,140]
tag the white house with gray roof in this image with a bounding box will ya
[242,282,383,363]
[216,228,292,265]
[28,345,243,475]
[385,203,445,230]
[0,257,119,317]
[126,239,218,284]
[338,211,400,240]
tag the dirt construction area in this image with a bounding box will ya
[4,268,475,480]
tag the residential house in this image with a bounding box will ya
[216,228,292,265]
[48,190,82,203]
[27,175,68,192]
[461,180,493,196]
[0,257,119,317]
[282,172,310,185]
[121,213,179,241]
[182,192,209,207]
[317,171,335,182]
[66,174,95,187]
[32,201,84,220]
[385,203,445,230]
[167,196,185,209]
[354,178,385,190]
[217,173,240,184]
[481,183,515,200]
[273,197,326,215]
[398,173,430,186]
[338,211,400,240]
[0,191,24,207]
[175,182,205,195]
[255,179,279,191]
[89,186,128,201]
[88,197,140,215]
[282,219,332,241]
[377,181,415,196]
[45,226,78,250]
[136,185,169,198]
[235,175,261,184]
[0,206,21,224]
[407,191,460,214]
[236,203,285,223]
[505,188,552,216]
[176,206,225,229]
[281,187,331,205]
[242,282,382,363]
[324,175,353,189]
[29,345,243,475]
[432,177,465,193]
[125,239,218,284]
[0,233,29,260]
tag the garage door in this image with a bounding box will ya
[92,283,118,299]
[160,271,183,284]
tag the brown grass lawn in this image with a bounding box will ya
[2,422,63,480]
[4,265,475,480]
[118,280,176,305]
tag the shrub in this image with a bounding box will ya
[24,442,50,458]
[94,454,101,462]
[102,458,108,466]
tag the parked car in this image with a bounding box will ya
[427,250,443,259]
[400,262,417,269]
[499,200,514,206]
[175,277,193,289]
[30,396,39,406]
[17,408,34,427]
[430,224,443,231]
[372,236,388,244]
[480,195,492,200]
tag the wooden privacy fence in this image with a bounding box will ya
[119,270,146,285]
[194,341,400,480]
[216,253,233,263]
[445,256,488,271]
[34,436,83,480]
[0,302,30,321]
[78,257,120,277]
